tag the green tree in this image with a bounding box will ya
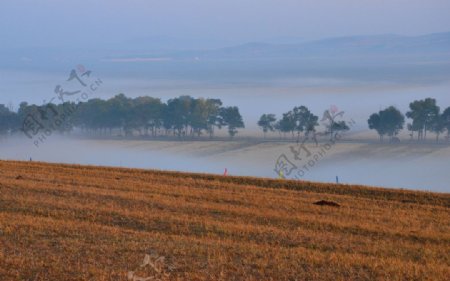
[77,98,109,135]
[321,107,346,140]
[205,99,223,138]
[292,106,319,141]
[190,98,210,137]
[164,96,194,137]
[330,121,350,139]
[275,111,296,138]
[406,98,440,140]
[368,106,404,142]
[431,113,446,142]
[132,96,164,136]
[219,106,245,138]
[368,113,384,141]
[257,114,276,138]
[442,107,450,141]
[0,104,19,134]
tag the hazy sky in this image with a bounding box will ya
[1,0,450,49]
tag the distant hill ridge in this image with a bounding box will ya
[173,31,450,59]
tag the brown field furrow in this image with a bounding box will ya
[1,174,448,237]
[1,214,449,281]
[2,181,448,248]
[0,160,449,280]
[3,167,448,225]
[2,161,449,207]
[2,193,446,254]
[2,212,449,279]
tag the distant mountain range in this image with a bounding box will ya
[170,32,450,60]
[1,32,449,68]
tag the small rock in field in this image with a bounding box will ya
[314,200,340,207]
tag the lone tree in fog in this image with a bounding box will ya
[442,107,450,141]
[368,106,405,142]
[257,114,276,138]
[406,98,439,140]
[329,121,350,139]
[219,106,245,138]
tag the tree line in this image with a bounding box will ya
[1,95,449,142]
[367,98,450,142]
[0,94,245,139]
[257,97,450,142]
[257,106,351,142]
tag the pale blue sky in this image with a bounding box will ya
[1,0,450,49]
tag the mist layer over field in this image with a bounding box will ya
[2,57,450,131]
[1,56,450,193]
[0,137,448,192]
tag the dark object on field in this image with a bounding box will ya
[314,200,340,207]
[15,175,24,180]
[115,177,121,180]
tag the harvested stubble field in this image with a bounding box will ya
[0,160,449,281]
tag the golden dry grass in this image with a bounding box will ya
[0,160,449,281]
